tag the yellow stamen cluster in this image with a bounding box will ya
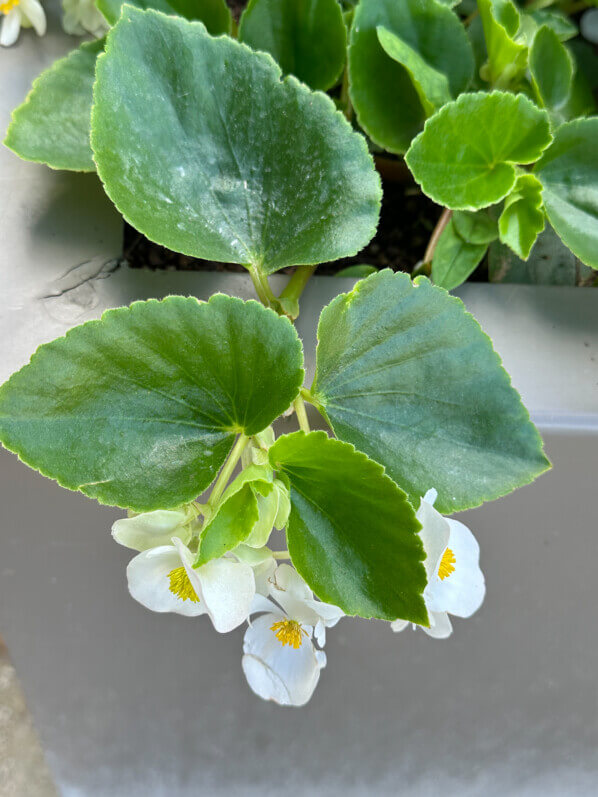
[438,547,456,581]
[1,0,20,14]
[168,566,200,603]
[270,619,306,649]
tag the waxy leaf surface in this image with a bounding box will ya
[406,92,552,210]
[312,270,550,513]
[348,0,473,153]
[0,296,303,511]
[92,8,380,274]
[239,0,346,91]
[534,118,598,269]
[269,431,427,623]
[4,39,103,172]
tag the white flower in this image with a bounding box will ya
[392,489,485,639]
[126,537,255,633]
[62,0,108,38]
[111,505,198,551]
[1,0,46,47]
[242,563,343,706]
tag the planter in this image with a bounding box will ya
[2,11,598,797]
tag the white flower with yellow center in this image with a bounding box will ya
[62,0,108,38]
[392,489,485,639]
[1,0,45,47]
[242,563,344,706]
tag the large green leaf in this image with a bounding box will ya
[0,296,304,511]
[348,0,474,154]
[97,0,232,31]
[311,270,550,514]
[477,0,527,87]
[405,92,552,210]
[238,0,346,91]
[4,39,103,172]
[91,7,380,275]
[431,218,488,290]
[529,25,573,115]
[498,173,545,260]
[534,118,598,269]
[269,431,427,623]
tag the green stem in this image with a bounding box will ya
[340,64,353,123]
[421,207,452,275]
[271,550,290,559]
[207,433,249,510]
[279,265,317,305]
[249,265,279,309]
[293,395,310,433]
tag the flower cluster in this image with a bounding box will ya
[112,479,485,707]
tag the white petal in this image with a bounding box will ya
[242,614,324,706]
[423,488,438,506]
[111,509,191,551]
[422,611,453,639]
[196,558,255,633]
[249,594,279,618]
[21,0,46,35]
[417,494,451,581]
[427,518,485,618]
[1,10,21,46]
[269,563,314,618]
[252,557,276,596]
[126,546,204,617]
[391,619,409,633]
[304,598,344,627]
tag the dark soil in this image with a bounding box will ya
[123,175,442,276]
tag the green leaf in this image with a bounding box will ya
[431,218,488,290]
[311,270,550,514]
[348,0,474,153]
[0,296,304,511]
[528,9,577,42]
[534,117,598,269]
[405,92,552,210]
[452,209,499,244]
[4,39,103,172]
[498,173,545,260]
[376,26,452,115]
[238,0,346,91]
[196,484,260,567]
[269,431,427,623]
[92,8,380,275]
[529,26,573,113]
[97,0,232,32]
[335,264,378,278]
[477,0,527,86]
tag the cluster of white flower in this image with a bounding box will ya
[1,0,107,47]
[112,481,485,706]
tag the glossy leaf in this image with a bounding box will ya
[97,0,232,31]
[238,0,346,91]
[376,26,452,115]
[4,39,103,172]
[0,296,304,511]
[311,270,550,514]
[534,118,598,269]
[92,8,380,275]
[529,26,573,113]
[499,174,545,260]
[453,209,498,245]
[348,0,474,153]
[431,218,488,290]
[478,0,527,86]
[405,92,552,210]
[269,431,427,623]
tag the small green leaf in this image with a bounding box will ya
[348,0,474,153]
[499,173,545,260]
[335,264,378,278]
[534,117,598,269]
[431,218,488,290]
[196,484,260,567]
[453,209,499,244]
[238,0,346,91]
[312,270,550,514]
[0,296,304,511]
[376,26,452,115]
[91,8,380,276]
[97,0,232,32]
[405,92,552,210]
[528,9,577,42]
[529,26,573,113]
[4,39,103,172]
[477,0,527,86]
[269,431,428,623]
